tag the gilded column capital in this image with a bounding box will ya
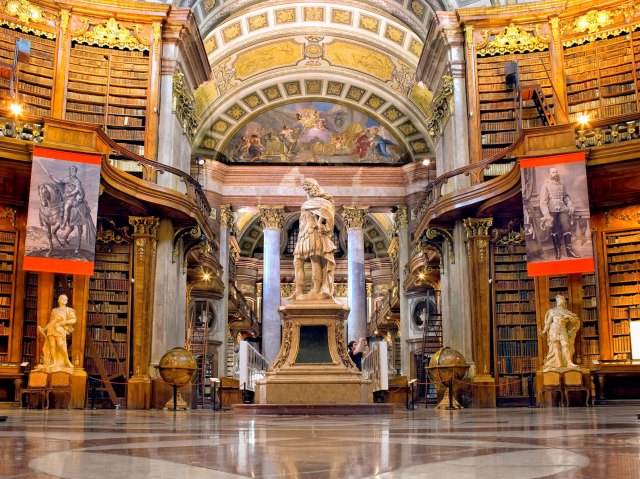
[463,217,493,239]
[0,206,16,227]
[128,216,159,238]
[393,205,408,232]
[258,205,285,230]
[342,206,369,230]
[220,205,235,229]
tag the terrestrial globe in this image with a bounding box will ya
[158,347,197,386]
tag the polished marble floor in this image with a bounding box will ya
[1,405,639,479]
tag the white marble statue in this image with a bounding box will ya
[35,294,76,373]
[540,294,580,371]
[288,178,337,300]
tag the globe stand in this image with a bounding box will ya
[163,386,188,411]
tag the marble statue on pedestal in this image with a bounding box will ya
[288,178,337,301]
[35,294,76,373]
[541,294,580,371]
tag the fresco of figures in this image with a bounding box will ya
[223,102,407,164]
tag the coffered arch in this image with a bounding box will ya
[192,0,438,164]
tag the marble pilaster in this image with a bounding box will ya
[343,206,368,342]
[394,206,411,376]
[259,206,285,363]
[215,205,234,376]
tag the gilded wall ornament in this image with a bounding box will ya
[605,209,640,227]
[410,40,423,57]
[342,206,368,230]
[385,26,405,45]
[59,9,69,35]
[212,59,237,96]
[477,23,548,56]
[72,17,148,51]
[463,217,493,238]
[426,226,455,264]
[248,14,268,31]
[275,8,295,24]
[0,206,16,227]
[172,73,198,142]
[304,7,324,22]
[332,9,352,25]
[360,15,379,32]
[573,9,614,34]
[4,0,46,25]
[153,22,161,47]
[490,218,525,245]
[391,64,416,96]
[129,216,159,237]
[222,22,241,42]
[136,238,146,261]
[426,75,454,142]
[393,205,408,232]
[258,206,285,230]
[464,26,474,55]
[220,205,236,230]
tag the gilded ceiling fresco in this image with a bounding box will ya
[221,101,408,165]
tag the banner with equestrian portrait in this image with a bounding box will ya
[23,147,101,275]
[520,151,594,277]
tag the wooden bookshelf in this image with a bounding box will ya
[604,230,640,360]
[565,30,640,123]
[0,230,16,363]
[491,243,538,403]
[85,241,132,407]
[580,273,600,366]
[66,43,149,157]
[22,272,38,366]
[0,26,54,117]
[477,51,554,161]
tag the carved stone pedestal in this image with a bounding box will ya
[256,301,372,405]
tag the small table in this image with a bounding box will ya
[591,360,640,405]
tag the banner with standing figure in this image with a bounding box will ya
[23,147,101,275]
[520,151,595,276]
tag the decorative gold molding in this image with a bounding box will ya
[562,4,638,46]
[605,209,640,227]
[0,206,16,227]
[490,218,525,245]
[72,17,148,51]
[426,75,454,143]
[153,21,161,47]
[426,226,455,264]
[258,206,285,230]
[463,217,493,238]
[342,206,368,230]
[573,9,615,34]
[96,220,130,244]
[172,226,201,263]
[464,25,474,55]
[59,9,69,35]
[3,0,46,25]
[172,73,198,143]
[129,216,159,237]
[220,205,235,230]
[477,23,548,56]
[393,205,408,232]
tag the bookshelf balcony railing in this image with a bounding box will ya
[575,112,640,149]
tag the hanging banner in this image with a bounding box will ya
[23,147,101,275]
[520,151,594,277]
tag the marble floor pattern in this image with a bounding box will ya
[1,405,639,479]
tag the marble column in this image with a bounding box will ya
[394,206,411,376]
[463,217,495,408]
[216,205,234,377]
[259,206,285,364]
[343,206,368,342]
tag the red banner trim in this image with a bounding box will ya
[33,147,102,165]
[527,258,595,277]
[520,151,586,169]
[23,256,95,275]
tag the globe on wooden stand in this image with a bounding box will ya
[158,347,197,411]
[427,347,469,410]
